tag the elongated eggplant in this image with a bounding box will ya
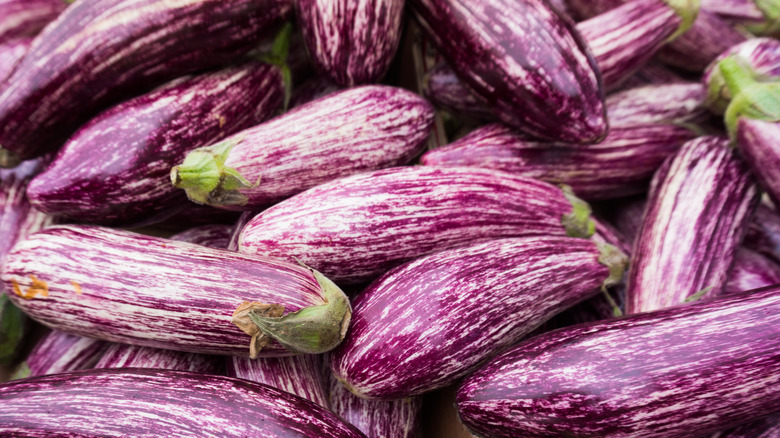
[420,123,696,200]
[0,0,67,43]
[25,330,108,377]
[627,136,759,313]
[0,37,30,85]
[172,86,434,210]
[0,0,291,166]
[408,0,606,143]
[457,284,780,438]
[1,225,351,357]
[744,204,780,264]
[0,368,366,437]
[327,370,422,438]
[26,62,285,226]
[238,166,597,284]
[606,82,706,126]
[295,0,403,86]
[169,224,233,249]
[227,355,329,408]
[94,344,220,373]
[330,236,627,399]
[737,118,780,207]
[725,247,780,294]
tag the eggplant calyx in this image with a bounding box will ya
[561,185,596,238]
[257,23,293,110]
[720,57,780,139]
[749,0,780,35]
[170,137,252,207]
[664,0,700,42]
[247,267,351,355]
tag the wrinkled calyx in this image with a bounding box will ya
[664,0,700,42]
[561,185,596,238]
[719,56,780,139]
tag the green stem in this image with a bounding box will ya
[257,23,294,110]
[684,285,713,303]
[751,0,780,35]
[560,185,595,238]
[596,241,629,292]
[663,0,700,42]
[719,57,757,100]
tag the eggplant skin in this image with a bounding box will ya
[26,330,108,377]
[0,0,291,162]
[457,285,780,438]
[409,0,606,143]
[0,0,66,44]
[0,368,366,437]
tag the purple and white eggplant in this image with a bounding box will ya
[420,122,697,200]
[408,0,606,143]
[0,37,30,85]
[1,225,351,358]
[605,82,707,126]
[228,355,329,408]
[711,414,780,438]
[0,0,67,43]
[744,204,780,264]
[0,368,366,437]
[423,62,496,122]
[25,330,109,377]
[295,0,404,86]
[94,343,220,374]
[736,118,780,207]
[238,166,597,284]
[330,236,627,399]
[627,136,759,313]
[26,62,285,226]
[0,0,292,166]
[725,247,780,294]
[457,284,780,438]
[172,86,434,210]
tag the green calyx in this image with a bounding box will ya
[596,241,629,292]
[170,137,253,207]
[664,0,700,42]
[0,147,21,168]
[747,0,780,35]
[684,285,714,303]
[560,185,596,238]
[719,56,780,139]
[242,267,351,356]
[257,22,294,110]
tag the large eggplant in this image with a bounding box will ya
[457,284,780,438]
[25,330,108,377]
[295,0,403,86]
[330,236,627,399]
[172,86,434,210]
[26,62,285,226]
[94,343,220,373]
[408,0,606,143]
[227,355,329,408]
[0,0,291,166]
[736,118,780,208]
[0,0,67,43]
[0,368,366,437]
[1,225,351,358]
[238,166,597,284]
[0,37,29,85]
[605,82,707,126]
[627,136,759,313]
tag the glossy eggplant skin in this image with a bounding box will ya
[94,343,220,374]
[26,330,109,377]
[605,82,706,126]
[656,10,746,72]
[737,118,780,208]
[0,368,367,437]
[744,204,780,265]
[724,247,780,295]
[711,414,780,438]
[227,355,329,408]
[0,0,291,163]
[1,225,338,357]
[409,0,606,144]
[457,285,780,438]
[330,236,624,399]
[238,166,595,285]
[295,0,404,86]
[0,0,66,44]
[627,136,759,313]
[26,62,284,226]
[0,38,30,85]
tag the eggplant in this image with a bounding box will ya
[94,343,220,374]
[0,0,67,43]
[617,60,688,89]
[737,118,780,207]
[420,123,697,200]
[25,330,108,377]
[26,62,285,226]
[712,414,780,438]
[605,82,707,126]
[238,166,598,284]
[327,370,422,438]
[169,224,233,250]
[456,284,780,438]
[423,62,496,122]
[227,355,329,408]
[330,236,627,399]
[0,368,366,437]
[1,225,351,358]
[744,204,780,264]
[295,0,404,86]
[627,136,759,313]
[0,0,292,166]
[172,86,434,210]
[725,247,780,294]
[0,37,30,85]
[408,0,606,143]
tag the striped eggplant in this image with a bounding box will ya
[456,284,780,438]
[172,86,434,210]
[238,166,598,284]
[327,370,422,438]
[330,236,627,399]
[26,62,285,226]
[94,343,221,374]
[0,368,366,437]
[423,62,496,122]
[0,0,67,43]
[1,225,351,358]
[711,414,780,438]
[701,0,780,34]
[744,204,780,264]
[616,60,688,89]
[737,118,780,207]
[25,330,108,377]
[725,247,780,294]
[0,0,292,166]
[227,355,329,408]
[627,136,759,313]
[605,82,707,126]
[704,38,780,114]
[0,37,30,85]
[169,224,233,250]
[408,0,606,144]
[420,122,697,200]
[295,0,404,86]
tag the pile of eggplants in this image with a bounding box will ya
[1,0,780,436]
